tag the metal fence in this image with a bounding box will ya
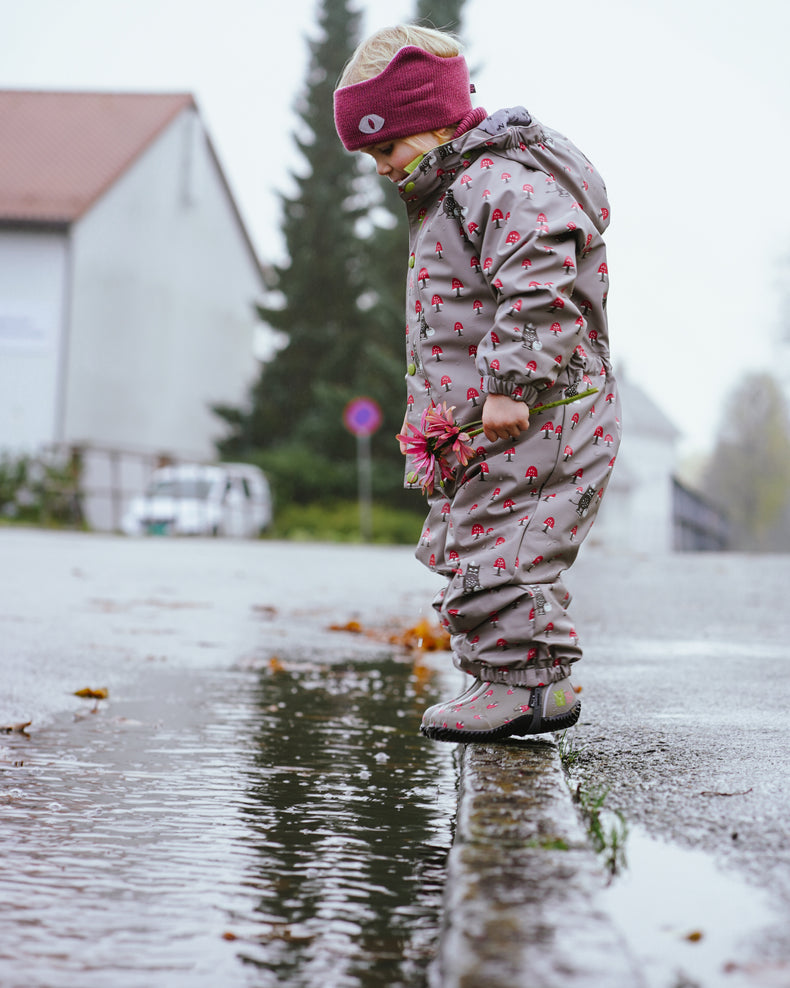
[5,444,199,532]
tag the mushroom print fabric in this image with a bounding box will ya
[399,107,621,686]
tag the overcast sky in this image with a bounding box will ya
[2,0,789,456]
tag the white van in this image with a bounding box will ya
[122,463,272,537]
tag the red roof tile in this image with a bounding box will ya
[0,90,195,224]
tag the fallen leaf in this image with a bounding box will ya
[390,618,451,653]
[255,922,315,944]
[724,960,790,978]
[222,931,237,941]
[268,656,286,674]
[327,616,450,652]
[1,721,32,735]
[686,930,704,942]
[699,788,753,797]
[328,620,363,633]
[74,687,109,700]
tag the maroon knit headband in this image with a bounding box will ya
[334,45,473,152]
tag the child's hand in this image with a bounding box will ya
[482,394,530,442]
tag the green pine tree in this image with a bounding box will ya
[214,0,468,516]
[215,0,407,507]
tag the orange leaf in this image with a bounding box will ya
[74,687,109,700]
[328,620,363,633]
[396,618,451,652]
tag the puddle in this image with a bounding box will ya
[0,657,457,988]
[601,827,776,987]
[233,659,458,986]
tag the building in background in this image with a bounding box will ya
[0,90,265,528]
[592,372,729,553]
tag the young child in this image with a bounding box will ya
[334,25,621,743]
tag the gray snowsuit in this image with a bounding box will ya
[400,108,621,687]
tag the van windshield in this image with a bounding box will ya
[146,479,213,499]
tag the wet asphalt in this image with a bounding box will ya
[1,529,789,987]
[570,549,790,894]
[563,549,790,986]
[438,548,790,988]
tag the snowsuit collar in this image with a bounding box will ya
[397,107,536,208]
[397,106,609,237]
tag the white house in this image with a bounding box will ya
[0,90,265,527]
[591,372,683,554]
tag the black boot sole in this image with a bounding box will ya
[420,700,580,744]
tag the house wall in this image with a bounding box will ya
[593,427,677,553]
[63,107,262,459]
[0,230,70,451]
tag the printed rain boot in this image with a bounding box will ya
[419,678,484,733]
[420,678,580,743]
[419,677,486,729]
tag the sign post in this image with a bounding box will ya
[343,397,383,542]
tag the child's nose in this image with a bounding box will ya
[376,159,391,176]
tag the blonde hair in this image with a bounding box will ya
[402,127,456,152]
[338,24,463,88]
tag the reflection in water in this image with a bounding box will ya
[0,659,456,988]
[238,659,457,987]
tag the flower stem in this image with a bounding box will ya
[531,387,599,413]
[463,388,599,439]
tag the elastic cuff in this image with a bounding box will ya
[480,375,538,405]
[453,655,575,688]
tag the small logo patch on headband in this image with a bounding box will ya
[358,114,385,135]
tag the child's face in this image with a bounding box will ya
[362,132,440,183]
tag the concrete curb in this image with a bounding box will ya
[434,739,645,988]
